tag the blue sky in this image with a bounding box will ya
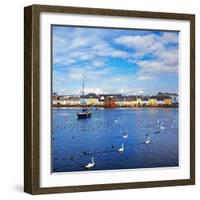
[52,25,179,95]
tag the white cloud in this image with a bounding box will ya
[115,32,179,79]
[115,32,178,49]
[110,76,130,83]
[67,66,111,81]
[115,34,156,52]
[92,42,128,58]
[81,88,104,94]
[53,29,128,68]
[156,49,178,66]
[92,60,105,68]
[138,90,144,94]
[138,60,178,73]
[68,72,84,80]
[53,27,178,95]
[118,88,145,95]
[115,33,178,61]
[161,32,179,44]
[138,76,153,80]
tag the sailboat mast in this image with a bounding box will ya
[82,82,85,97]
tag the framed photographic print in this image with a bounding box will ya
[24,4,195,194]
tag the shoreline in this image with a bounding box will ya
[52,104,178,108]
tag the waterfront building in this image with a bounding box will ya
[53,96,80,105]
[156,97,164,105]
[80,97,86,105]
[99,95,105,106]
[123,96,134,107]
[52,99,59,105]
[84,93,99,105]
[157,92,178,104]
[67,97,80,105]
[103,97,117,108]
[52,92,177,107]
[148,96,158,106]
[136,97,143,106]
[170,94,179,103]
[115,96,125,106]
[132,96,137,106]
[52,93,59,104]
[99,94,122,106]
[141,97,149,106]
[163,96,172,105]
[56,96,65,105]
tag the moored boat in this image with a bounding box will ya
[77,83,92,119]
[77,108,92,119]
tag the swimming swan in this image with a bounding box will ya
[85,157,95,169]
[118,144,124,152]
[123,134,128,138]
[145,135,151,144]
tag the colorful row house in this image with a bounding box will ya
[53,96,80,105]
[52,93,174,106]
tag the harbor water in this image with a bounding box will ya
[52,107,178,173]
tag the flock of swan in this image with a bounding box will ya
[53,113,176,170]
[84,118,166,169]
[85,132,127,169]
[84,135,152,169]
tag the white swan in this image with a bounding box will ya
[118,144,124,152]
[85,157,95,169]
[145,135,151,144]
[160,125,165,130]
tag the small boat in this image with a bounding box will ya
[77,82,92,119]
[77,108,92,119]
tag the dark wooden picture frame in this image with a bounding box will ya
[24,4,195,194]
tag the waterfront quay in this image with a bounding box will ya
[52,92,179,108]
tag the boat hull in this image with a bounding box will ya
[77,112,92,119]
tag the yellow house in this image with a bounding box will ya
[86,98,99,105]
[148,96,158,106]
[164,97,172,105]
[85,93,99,106]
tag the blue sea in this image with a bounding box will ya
[52,107,178,173]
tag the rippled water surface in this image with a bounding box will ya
[52,107,178,172]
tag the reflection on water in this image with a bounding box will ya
[52,107,178,172]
